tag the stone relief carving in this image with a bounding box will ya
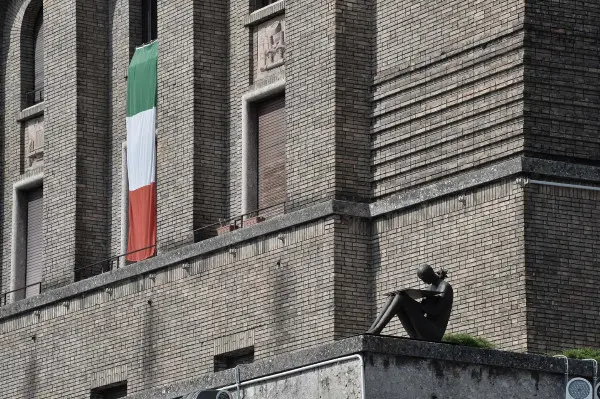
[24,116,44,171]
[257,15,285,78]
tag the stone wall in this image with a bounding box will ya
[125,336,591,399]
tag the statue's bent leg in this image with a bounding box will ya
[396,307,419,338]
[398,298,442,341]
[366,294,402,335]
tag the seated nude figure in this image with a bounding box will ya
[367,265,453,341]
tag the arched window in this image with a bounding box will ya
[33,9,43,101]
[20,1,44,107]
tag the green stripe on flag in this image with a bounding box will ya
[127,41,158,117]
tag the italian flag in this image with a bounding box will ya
[126,41,158,262]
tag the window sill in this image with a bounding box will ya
[244,0,285,27]
[17,101,45,122]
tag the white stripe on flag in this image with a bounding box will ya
[126,107,156,191]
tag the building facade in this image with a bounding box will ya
[1,0,600,397]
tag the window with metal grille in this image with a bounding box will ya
[91,382,127,399]
[142,0,157,43]
[33,10,43,98]
[254,0,278,10]
[214,347,255,372]
[256,95,286,211]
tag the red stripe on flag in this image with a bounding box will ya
[127,182,156,261]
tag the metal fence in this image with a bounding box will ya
[0,282,42,307]
[0,202,286,306]
[192,201,285,242]
[25,87,44,106]
[73,245,156,282]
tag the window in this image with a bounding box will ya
[33,9,43,103]
[22,5,44,107]
[11,182,44,302]
[256,95,286,211]
[142,0,157,43]
[91,382,127,399]
[214,347,255,372]
[255,0,278,10]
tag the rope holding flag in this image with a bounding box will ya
[126,41,158,261]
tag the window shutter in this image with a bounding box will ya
[257,95,286,210]
[25,187,43,298]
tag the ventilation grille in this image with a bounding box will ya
[566,378,592,399]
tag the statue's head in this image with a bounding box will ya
[417,264,439,285]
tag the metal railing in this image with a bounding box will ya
[192,201,286,242]
[0,282,42,307]
[73,245,156,282]
[25,87,44,106]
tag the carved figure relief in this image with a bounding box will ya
[257,16,285,77]
[24,116,44,171]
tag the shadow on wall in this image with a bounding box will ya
[141,298,157,390]
[25,335,38,398]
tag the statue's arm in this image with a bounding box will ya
[423,284,452,316]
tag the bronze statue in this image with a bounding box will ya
[367,265,453,341]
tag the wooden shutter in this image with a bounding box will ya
[25,187,43,298]
[34,13,44,95]
[257,95,286,210]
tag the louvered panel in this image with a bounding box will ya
[25,187,43,298]
[257,95,286,210]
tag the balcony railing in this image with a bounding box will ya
[0,282,42,307]
[25,87,44,107]
[73,245,156,282]
[0,203,286,305]
[193,201,286,242]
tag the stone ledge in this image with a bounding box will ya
[0,199,368,321]
[370,156,523,217]
[16,101,44,122]
[243,0,285,26]
[125,335,595,399]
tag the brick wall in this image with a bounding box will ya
[74,0,111,272]
[333,214,373,339]
[227,0,249,217]
[373,179,528,351]
[192,0,229,234]
[285,0,337,210]
[0,219,337,398]
[0,2,7,290]
[333,0,372,203]
[155,0,197,251]
[524,184,600,354]
[42,0,78,289]
[372,0,525,199]
[524,1,600,161]
[155,0,229,249]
